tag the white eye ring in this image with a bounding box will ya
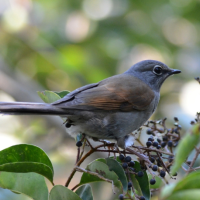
[153,65,163,75]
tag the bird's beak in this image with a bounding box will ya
[168,69,181,75]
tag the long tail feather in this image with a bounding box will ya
[0,102,67,115]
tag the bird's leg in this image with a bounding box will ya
[76,134,86,163]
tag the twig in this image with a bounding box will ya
[157,152,169,174]
[126,147,151,164]
[79,139,87,160]
[75,166,116,194]
[145,163,155,179]
[76,147,81,164]
[187,147,200,174]
[65,143,115,187]
[132,146,174,156]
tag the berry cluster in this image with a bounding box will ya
[118,155,146,200]
[117,117,182,199]
[143,117,182,172]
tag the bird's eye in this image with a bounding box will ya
[153,65,163,75]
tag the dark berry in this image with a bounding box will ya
[128,182,132,188]
[140,196,145,200]
[129,161,135,167]
[152,165,158,171]
[162,136,168,141]
[137,171,144,177]
[157,145,161,149]
[153,141,158,147]
[146,141,152,147]
[119,154,125,161]
[161,142,167,148]
[118,194,124,200]
[122,163,128,169]
[147,128,153,135]
[160,170,166,178]
[150,179,156,185]
[148,137,154,142]
[76,141,82,147]
[124,156,131,162]
[191,121,195,125]
[168,140,173,147]
[157,138,161,143]
[150,157,155,163]
[174,117,179,122]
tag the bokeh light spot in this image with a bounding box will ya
[162,18,197,47]
[65,12,90,42]
[83,0,113,20]
[180,81,200,116]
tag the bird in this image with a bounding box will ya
[0,60,181,148]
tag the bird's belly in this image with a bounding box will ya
[66,108,153,140]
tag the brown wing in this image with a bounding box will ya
[54,74,155,112]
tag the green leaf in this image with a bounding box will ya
[171,124,200,175]
[54,90,70,98]
[165,189,200,200]
[160,183,176,200]
[75,184,93,200]
[0,172,48,200]
[0,144,54,184]
[129,174,143,196]
[80,160,122,190]
[105,158,128,192]
[37,90,61,103]
[161,171,200,199]
[134,161,150,200]
[50,185,82,200]
[174,171,200,191]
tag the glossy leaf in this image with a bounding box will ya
[105,158,128,192]
[0,144,54,184]
[80,160,122,190]
[164,189,200,200]
[37,90,61,103]
[75,184,93,200]
[50,185,82,200]
[0,172,48,200]
[174,171,200,191]
[54,90,70,98]
[134,161,150,200]
[129,174,143,196]
[160,184,176,200]
[161,171,200,199]
[171,124,200,175]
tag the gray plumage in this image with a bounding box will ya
[0,60,181,148]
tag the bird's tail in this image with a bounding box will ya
[0,102,67,115]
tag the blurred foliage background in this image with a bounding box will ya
[0,0,200,199]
